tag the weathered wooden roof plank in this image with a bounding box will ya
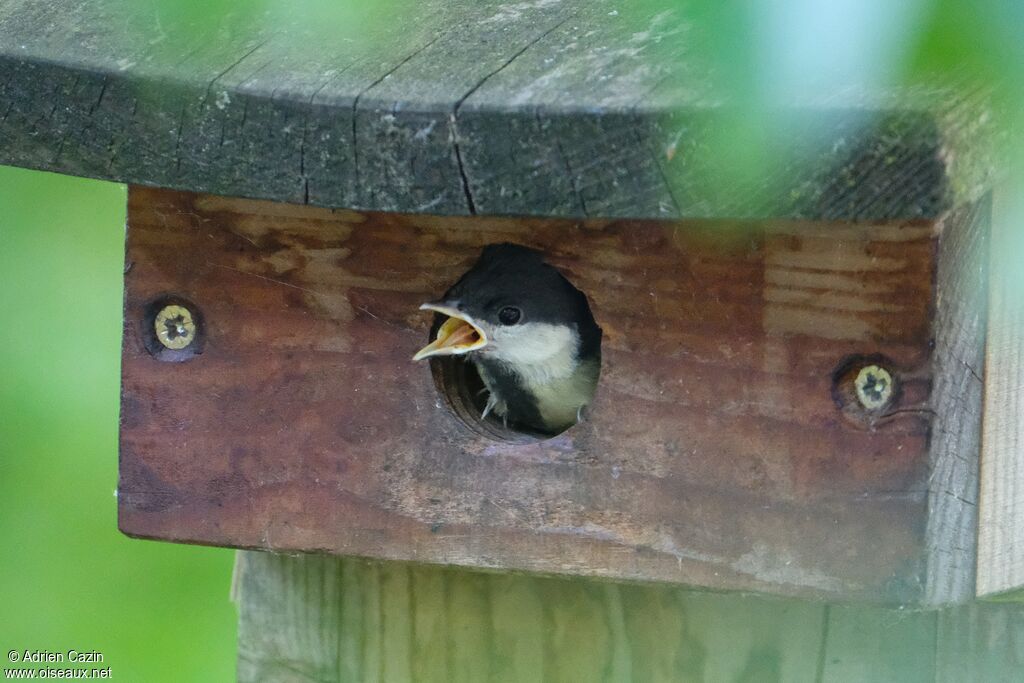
[0,0,995,219]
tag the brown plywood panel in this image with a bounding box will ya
[120,187,941,602]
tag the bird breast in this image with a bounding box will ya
[485,322,579,383]
[528,358,600,430]
[477,322,596,431]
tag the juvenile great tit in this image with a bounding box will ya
[413,243,602,436]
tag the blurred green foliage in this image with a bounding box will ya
[0,167,235,681]
[125,0,411,65]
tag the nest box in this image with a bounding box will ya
[0,0,1015,610]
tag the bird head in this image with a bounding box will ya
[412,244,600,369]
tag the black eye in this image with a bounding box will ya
[498,306,521,325]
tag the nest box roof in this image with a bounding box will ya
[0,0,996,220]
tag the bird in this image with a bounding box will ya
[412,243,602,436]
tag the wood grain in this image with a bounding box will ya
[924,199,990,606]
[234,552,827,683]
[235,551,1024,682]
[120,187,970,603]
[936,601,1024,681]
[977,187,1024,599]
[0,1,995,220]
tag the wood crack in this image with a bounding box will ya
[450,15,572,215]
[298,62,359,205]
[171,100,188,174]
[450,114,477,215]
[350,36,440,205]
[629,72,682,217]
[87,76,108,116]
[175,39,268,174]
[553,131,586,216]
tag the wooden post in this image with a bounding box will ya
[232,551,822,682]
[977,186,1024,600]
[233,551,1024,682]
[925,199,990,604]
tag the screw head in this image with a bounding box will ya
[854,364,894,411]
[142,296,204,362]
[154,304,197,350]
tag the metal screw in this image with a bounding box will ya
[154,304,197,350]
[854,365,894,411]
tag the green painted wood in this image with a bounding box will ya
[235,552,1024,682]
[0,0,995,220]
[650,589,825,682]
[936,602,1024,682]
[986,587,1024,603]
[821,605,937,682]
[236,552,1024,682]
[234,552,827,682]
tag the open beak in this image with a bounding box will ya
[412,303,488,361]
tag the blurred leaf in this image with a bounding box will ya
[0,167,236,682]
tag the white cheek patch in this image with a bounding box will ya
[485,322,579,384]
